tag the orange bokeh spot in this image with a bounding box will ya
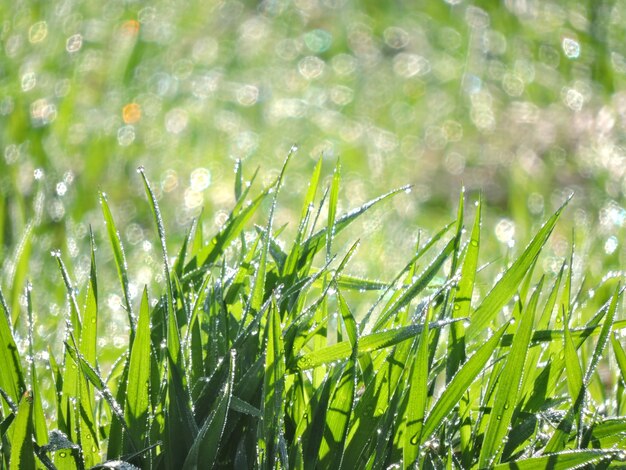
[123,103,141,124]
[121,19,140,37]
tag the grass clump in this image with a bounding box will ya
[1,154,625,469]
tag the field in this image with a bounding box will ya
[1,1,626,468]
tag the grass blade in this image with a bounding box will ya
[0,288,24,409]
[492,449,616,469]
[403,305,431,466]
[182,350,235,470]
[467,198,568,340]
[421,322,509,442]
[124,288,152,452]
[9,391,35,470]
[478,281,540,467]
[100,194,135,339]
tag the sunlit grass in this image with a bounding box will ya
[1,160,625,468]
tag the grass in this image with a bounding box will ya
[1,157,625,469]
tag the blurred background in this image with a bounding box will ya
[1,0,626,349]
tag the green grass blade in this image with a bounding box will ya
[125,288,152,450]
[262,297,287,468]
[100,194,135,339]
[612,332,626,390]
[326,159,340,262]
[9,391,35,470]
[447,195,481,381]
[318,305,358,468]
[8,222,33,326]
[467,198,568,340]
[478,281,540,468]
[492,449,616,469]
[421,322,509,442]
[403,305,431,466]
[563,308,583,407]
[0,288,24,409]
[183,350,235,470]
[291,318,460,372]
[298,185,411,272]
[583,283,620,385]
[373,236,456,331]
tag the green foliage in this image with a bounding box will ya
[0,161,625,469]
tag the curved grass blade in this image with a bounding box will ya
[421,322,509,442]
[7,222,33,326]
[9,391,35,470]
[291,318,460,372]
[492,449,616,469]
[478,281,541,468]
[100,194,135,339]
[467,198,569,340]
[182,350,235,470]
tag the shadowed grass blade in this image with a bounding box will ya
[9,391,35,470]
[182,350,236,470]
[0,288,24,409]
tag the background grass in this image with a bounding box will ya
[0,0,626,468]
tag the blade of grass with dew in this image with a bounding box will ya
[76,234,100,466]
[282,158,323,282]
[317,303,357,468]
[493,449,616,469]
[183,350,236,470]
[0,288,24,410]
[563,308,584,412]
[373,237,456,331]
[291,318,460,372]
[124,287,152,453]
[296,185,411,272]
[24,286,47,453]
[451,197,481,467]
[342,345,412,465]
[9,391,35,470]
[54,254,82,337]
[8,222,32,326]
[262,298,287,468]
[326,159,340,262]
[611,333,626,415]
[467,198,569,340]
[139,166,195,466]
[545,284,620,453]
[447,195,481,381]
[586,417,626,448]
[478,281,540,468]
[100,194,135,340]
[188,169,266,271]
[420,322,509,443]
[403,305,432,467]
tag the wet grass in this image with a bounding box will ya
[1,158,625,469]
